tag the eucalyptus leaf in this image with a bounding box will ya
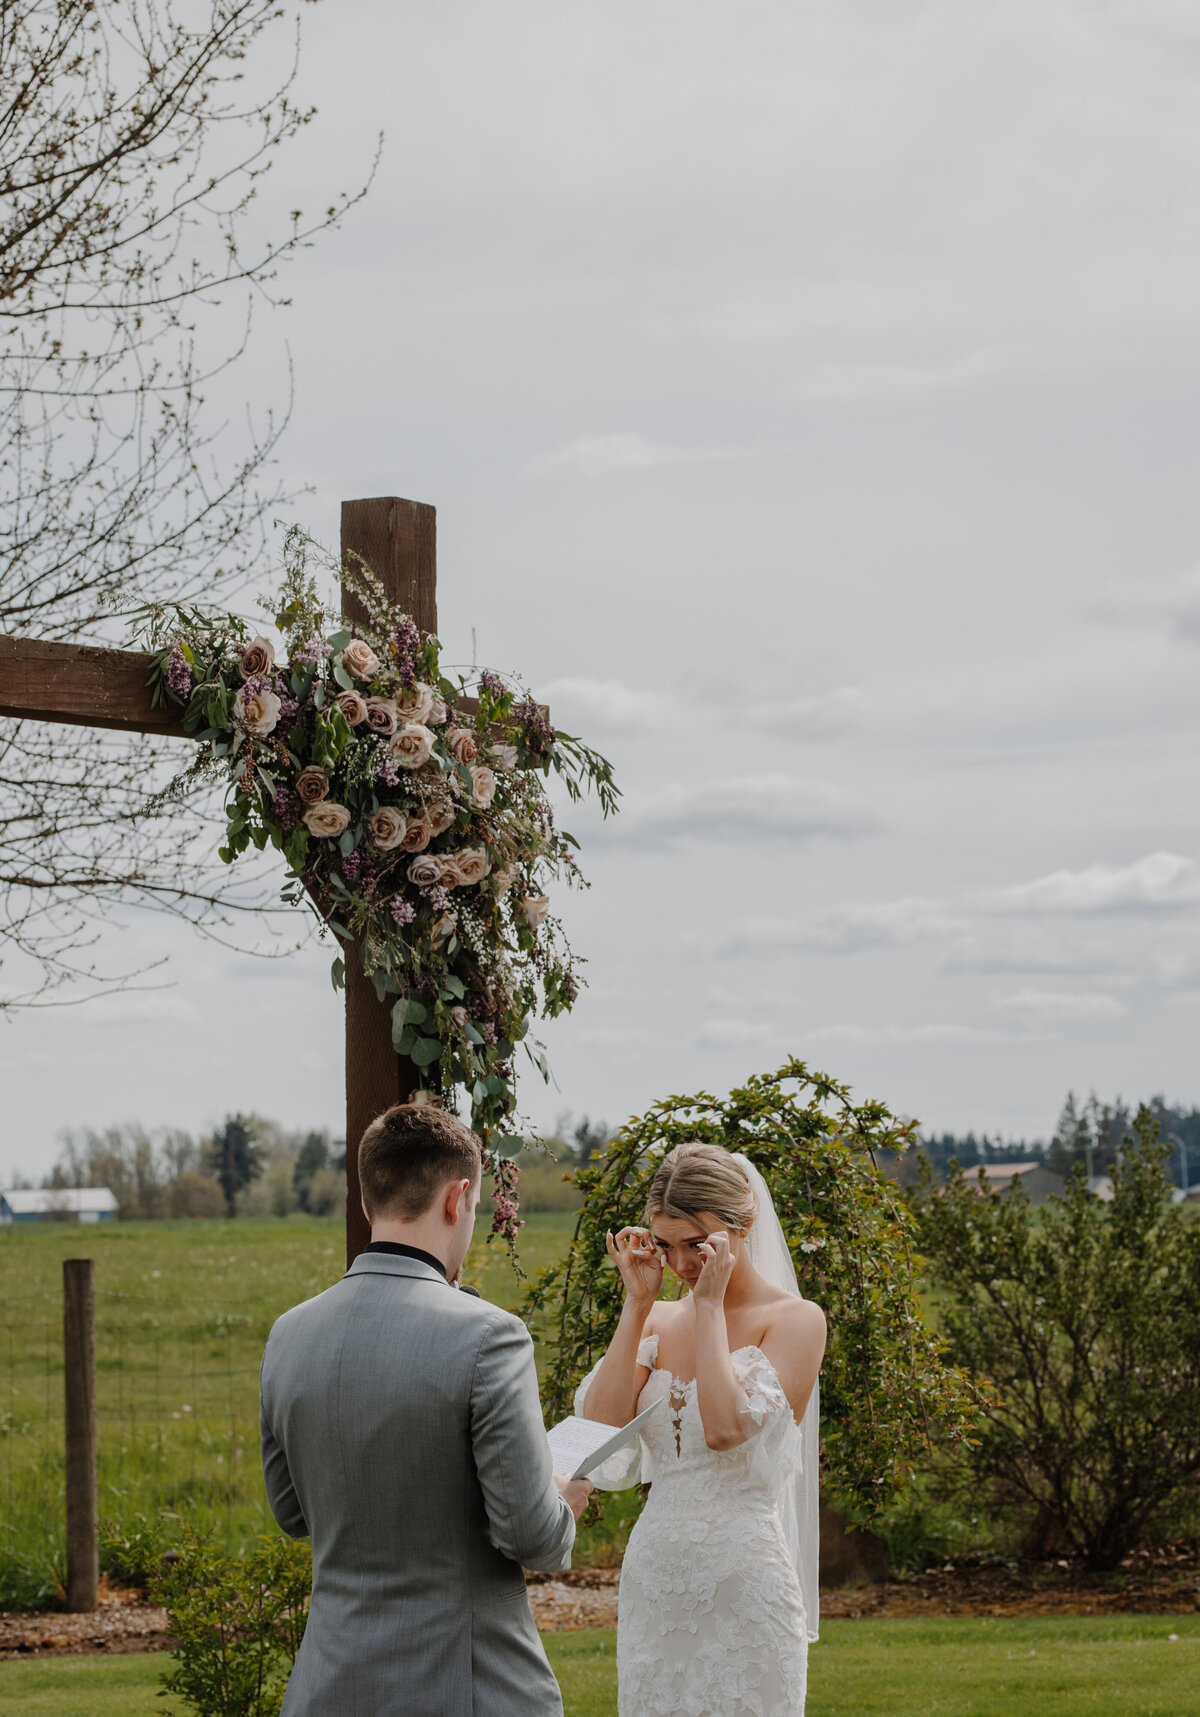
[441,974,465,1000]
[330,957,345,991]
[463,1023,485,1046]
[327,629,352,652]
[410,1035,444,1068]
[338,829,356,856]
[333,663,354,692]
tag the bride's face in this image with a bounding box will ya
[651,1212,743,1289]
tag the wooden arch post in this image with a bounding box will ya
[339,498,438,1265]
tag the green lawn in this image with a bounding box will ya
[3,1618,1199,1716]
[0,1213,578,1603]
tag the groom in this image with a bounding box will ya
[260,1103,592,1716]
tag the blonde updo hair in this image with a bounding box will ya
[643,1142,756,1234]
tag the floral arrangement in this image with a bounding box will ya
[137,528,617,1244]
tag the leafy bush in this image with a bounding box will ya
[912,1106,1200,1569]
[523,1057,981,1516]
[157,1530,311,1717]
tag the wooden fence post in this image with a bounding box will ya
[63,1258,98,1612]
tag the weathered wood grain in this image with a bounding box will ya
[0,634,192,737]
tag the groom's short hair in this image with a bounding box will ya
[358,1103,483,1221]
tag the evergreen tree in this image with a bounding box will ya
[205,1117,263,1217]
[293,1133,331,1212]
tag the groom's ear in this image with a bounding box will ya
[443,1177,471,1226]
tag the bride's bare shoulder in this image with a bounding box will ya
[645,1298,686,1335]
[764,1293,826,1354]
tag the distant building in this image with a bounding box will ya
[1088,1174,1116,1202]
[964,1163,1067,1205]
[0,1188,118,1224]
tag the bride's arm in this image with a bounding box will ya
[580,1226,662,1427]
[692,1231,754,1451]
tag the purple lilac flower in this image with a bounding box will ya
[342,847,378,887]
[482,1022,497,1046]
[392,616,420,688]
[421,884,452,913]
[165,644,192,701]
[479,669,507,698]
[290,637,333,667]
[513,696,555,758]
[275,689,299,726]
[377,757,401,787]
[390,897,416,926]
[273,786,301,834]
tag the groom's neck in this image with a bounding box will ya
[368,1214,455,1274]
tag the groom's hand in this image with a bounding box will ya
[554,1475,594,1520]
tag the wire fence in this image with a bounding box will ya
[2,1286,286,1601]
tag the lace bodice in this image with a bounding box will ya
[576,1333,808,1716]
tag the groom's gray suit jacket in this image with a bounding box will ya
[260,1251,575,1716]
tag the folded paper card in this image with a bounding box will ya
[545,1397,664,1480]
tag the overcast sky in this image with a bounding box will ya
[4,0,1200,1180]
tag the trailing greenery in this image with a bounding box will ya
[523,1057,983,1517]
[911,1106,1200,1569]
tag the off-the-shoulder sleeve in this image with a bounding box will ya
[734,1348,801,1488]
[571,1333,658,1491]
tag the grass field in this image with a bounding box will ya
[0,1213,580,1604]
[3,1618,1199,1716]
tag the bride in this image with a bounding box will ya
[576,1142,826,1717]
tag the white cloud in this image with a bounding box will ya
[618,773,879,845]
[1095,566,1200,647]
[537,676,687,737]
[717,897,961,957]
[992,989,1126,1022]
[523,433,752,480]
[744,687,868,742]
[693,1019,779,1051]
[806,1022,1007,1045]
[988,852,1200,915]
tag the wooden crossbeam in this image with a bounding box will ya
[0,634,190,738]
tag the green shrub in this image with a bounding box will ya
[912,1105,1200,1569]
[524,1057,982,1517]
[157,1529,311,1717]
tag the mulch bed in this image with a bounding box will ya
[5,1550,1199,1657]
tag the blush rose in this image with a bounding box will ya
[390,723,435,770]
[295,766,330,806]
[239,637,276,679]
[342,639,381,680]
[233,684,282,736]
[303,803,352,839]
[369,807,408,850]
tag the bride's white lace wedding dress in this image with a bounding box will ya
[576,1331,808,1717]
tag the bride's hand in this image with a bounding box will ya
[606,1227,664,1306]
[691,1230,735,1306]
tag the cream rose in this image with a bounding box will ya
[406,852,444,889]
[492,868,515,896]
[523,893,550,932]
[395,681,434,725]
[446,727,478,765]
[389,723,435,770]
[336,690,368,726]
[437,855,468,890]
[399,817,432,853]
[427,798,456,835]
[295,766,330,806]
[239,637,276,679]
[449,1006,468,1028]
[302,802,352,839]
[365,698,399,735]
[369,806,408,850]
[469,766,497,810]
[233,683,281,736]
[490,743,519,771]
[427,696,449,726]
[342,639,381,681]
[454,846,491,886]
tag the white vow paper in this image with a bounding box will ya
[545,1397,664,1480]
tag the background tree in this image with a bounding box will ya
[291,1132,330,1212]
[911,1107,1200,1568]
[0,0,372,1006]
[524,1058,982,1517]
[205,1114,263,1215]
